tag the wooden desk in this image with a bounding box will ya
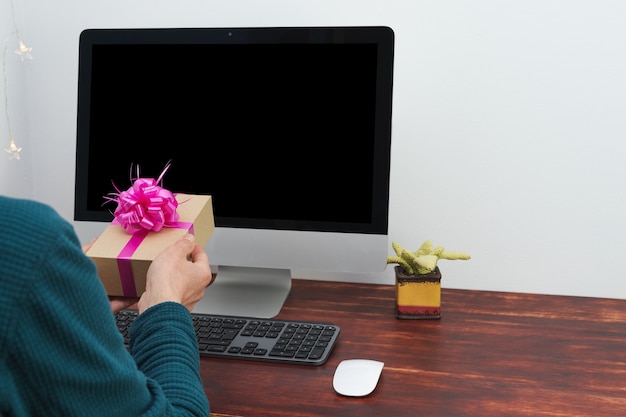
[202,279,626,417]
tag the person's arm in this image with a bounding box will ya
[130,302,208,414]
[130,233,213,415]
[6,211,209,417]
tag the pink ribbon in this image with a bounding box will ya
[106,162,180,235]
[112,180,179,234]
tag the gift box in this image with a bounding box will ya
[86,194,214,297]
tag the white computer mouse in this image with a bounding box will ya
[333,359,384,397]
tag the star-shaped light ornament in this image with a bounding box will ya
[5,138,22,160]
[14,39,32,61]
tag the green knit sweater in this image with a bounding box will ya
[0,196,209,417]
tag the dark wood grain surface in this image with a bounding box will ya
[201,279,626,417]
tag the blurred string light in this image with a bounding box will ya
[3,0,32,160]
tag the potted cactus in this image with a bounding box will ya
[387,240,470,319]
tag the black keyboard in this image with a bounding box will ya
[115,309,340,366]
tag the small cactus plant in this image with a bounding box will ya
[387,240,470,275]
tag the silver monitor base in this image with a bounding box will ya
[192,266,292,318]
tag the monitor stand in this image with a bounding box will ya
[191,266,292,318]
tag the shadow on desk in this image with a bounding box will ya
[202,279,626,417]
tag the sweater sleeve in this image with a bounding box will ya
[0,198,209,417]
[130,302,209,416]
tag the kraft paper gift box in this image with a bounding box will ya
[86,194,214,297]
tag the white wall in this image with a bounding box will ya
[0,0,33,197]
[6,0,626,299]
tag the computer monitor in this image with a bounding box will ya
[74,26,394,318]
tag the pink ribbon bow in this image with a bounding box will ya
[106,162,179,234]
